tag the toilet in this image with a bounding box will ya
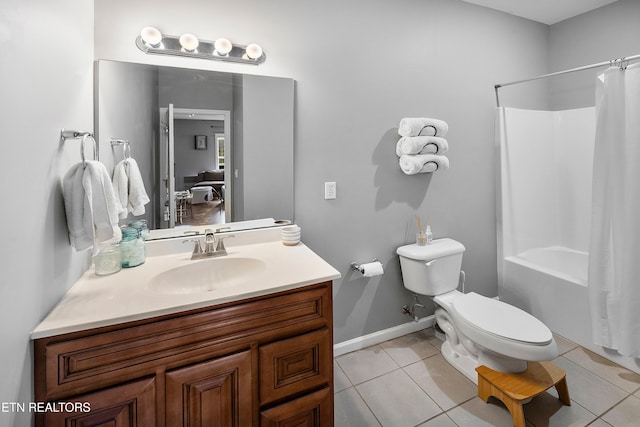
[397,238,557,383]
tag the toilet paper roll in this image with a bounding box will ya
[361,261,384,277]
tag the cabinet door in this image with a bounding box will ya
[165,350,252,427]
[43,377,156,427]
[260,387,332,427]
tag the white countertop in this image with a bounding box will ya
[31,228,340,339]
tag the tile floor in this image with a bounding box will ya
[334,329,640,426]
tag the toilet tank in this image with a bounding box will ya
[397,238,465,296]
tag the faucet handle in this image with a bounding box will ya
[215,234,235,253]
[182,238,203,255]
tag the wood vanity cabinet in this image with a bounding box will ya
[34,281,334,426]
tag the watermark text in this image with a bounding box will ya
[1,401,91,413]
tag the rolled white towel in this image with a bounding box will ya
[398,118,449,137]
[396,136,449,156]
[399,154,449,175]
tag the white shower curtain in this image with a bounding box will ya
[588,62,640,357]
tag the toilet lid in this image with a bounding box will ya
[452,292,552,345]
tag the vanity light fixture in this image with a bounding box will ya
[214,38,232,56]
[135,27,266,65]
[179,33,199,52]
[244,43,263,60]
[140,27,163,47]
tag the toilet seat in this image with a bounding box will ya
[452,292,553,345]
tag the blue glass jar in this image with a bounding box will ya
[129,220,150,240]
[120,226,145,268]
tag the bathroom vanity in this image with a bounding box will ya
[32,227,340,426]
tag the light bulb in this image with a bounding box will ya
[179,33,199,52]
[245,43,263,60]
[214,38,232,55]
[140,27,162,46]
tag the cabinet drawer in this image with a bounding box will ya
[260,387,332,426]
[259,328,332,405]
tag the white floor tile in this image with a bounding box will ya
[563,347,640,393]
[380,331,440,366]
[417,413,458,427]
[336,345,399,385]
[334,387,381,427]
[356,369,443,426]
[601,394,640,427]
[334,360,351,393]
[553,357,628,416]
[587,418,613,426]
[446,397,515,427]
[554,333,579,355]
[523,391,597,426]
[404,354,477,411]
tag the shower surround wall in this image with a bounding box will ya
[497,107,594,260]
[497,107,640,374]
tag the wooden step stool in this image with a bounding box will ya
[475,361,570,427]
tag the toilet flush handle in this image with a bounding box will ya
[425,260,437,267]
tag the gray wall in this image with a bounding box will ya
[8,1,637,421]
[158,67,234,110]
[549,0,640,110]
[95,0,551,345]
[240,75,295,221]
[0,1,94,425]
[96,60,159,226]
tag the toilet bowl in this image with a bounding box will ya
[397,238,557,383]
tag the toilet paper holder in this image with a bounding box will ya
[350,258,381,274]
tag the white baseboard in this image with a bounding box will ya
[333,315,436,357]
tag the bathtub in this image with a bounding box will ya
[500,246,592,348]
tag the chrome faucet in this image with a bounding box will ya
[203,229,217,254]
[183,228,234,259]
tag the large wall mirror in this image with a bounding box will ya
[95,60,294,238]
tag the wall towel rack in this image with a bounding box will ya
[110,138,131,161]
[60,129,97,164]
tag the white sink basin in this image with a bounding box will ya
[148,257,267,295]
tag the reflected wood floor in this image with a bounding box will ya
[180,200,224,226]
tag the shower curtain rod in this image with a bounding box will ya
[494,53,640,107]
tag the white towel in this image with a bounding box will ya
[399,154,449,175]
[396,136,449,156]
[63,161,122,253]
[112,158,150,219]
[398,118,449,137]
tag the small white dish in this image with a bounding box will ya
[281,226,301,245]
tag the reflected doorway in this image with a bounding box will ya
[159,106,231,228]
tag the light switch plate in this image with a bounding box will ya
[324,181,336,200]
